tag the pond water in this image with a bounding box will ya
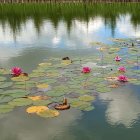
[0,3,140,140]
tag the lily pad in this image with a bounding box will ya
[11,76,29,81]
[0,95,13,103]
[0,76,7,81]
[71,100,91,109]
[8,98,32,106]
[82,106,95,111]
[0,89,3,93]
[26,106,49,114]
[37,109,60,118]
[38,62,52,67]
[0,69,9,75]
[33,100,52,106]
[79,95,95,102]
[0,104,14,114]
[0,82,13,88]
[96,87,111,93]
[29,73,45,78]
[1,89,30,98]
[37,83,51,92]
[45,90,66,97]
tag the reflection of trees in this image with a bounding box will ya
[0,3,140,36]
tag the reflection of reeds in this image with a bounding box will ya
[0,3,140,35]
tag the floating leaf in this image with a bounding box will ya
[11,75,29,81]
[0,68,9,75]
[0,76,7,81]
[29,72,45,78]
[0,104,14,114]
[108,84,119,88]
[53,85,69,91]
[0,89,3,93]
[61,60,72,66]
[37,83,50,92]
[39,62,52,67]
[105,76,118,82]
[38,79,56,84]
[33,100,52,106]
[71,100,91,109]
[82,106,95,111]
[28,95,49,101]
[8,98,32,106]
[45,90,65,97]
[46,72,60,77]
[1,89,30,98]
[96,87,111,93]
[0,95,13,103]
[28,96,42,101]
[129,79,140,85]
[13,81,36,89]
[37,83,49,89]
[79,95,95,102]
[26,106,49,114]
[88,78,104,83]
[74,89,91,94]
[0,82,13,88]
[37,109,60,118]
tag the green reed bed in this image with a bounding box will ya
[0,3,140,34]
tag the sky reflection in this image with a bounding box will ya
[99,86,140,128]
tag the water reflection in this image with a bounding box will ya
[1,4,140,140]
[0,108,82,140]
[0,4,140,49]
[99,86,140,128]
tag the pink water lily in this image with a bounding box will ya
[115,56,121,61]
[118,75,128,82]
[118,66,126,72]
[11,67,23,76]
[82,67,91,73]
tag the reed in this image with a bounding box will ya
[0,3,140,33]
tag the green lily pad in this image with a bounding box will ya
[1,89,30,98]
[71,100,91,109]
[38,79,56,84]
[129,79,140,85]
[8,98,32,106]
[11,76,29,82]
[50,97,63,102]
[0,82,13,88]
[82,106,95,111]
[96,87,111,93]
[53,85,69,92]
[88,78,104,83]
[13,81,36,89]
[74,89,91,94]
[0,95,13,103]
[0,76,7,81]
[37,109,60,118]
[33,100,52,106]
[0,69,9,75]
[45,90,66,97]
[29,72,45,78]
[0,89,3,93]
[79,95,95,102]
[0,104,14,114]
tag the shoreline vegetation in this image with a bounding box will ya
[0,0,140,3]
[0,3,140,35]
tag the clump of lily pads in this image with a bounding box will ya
[0,38,140,119]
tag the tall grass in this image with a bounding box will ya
[0,3,140,33]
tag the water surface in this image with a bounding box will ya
[0,3,140,140]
